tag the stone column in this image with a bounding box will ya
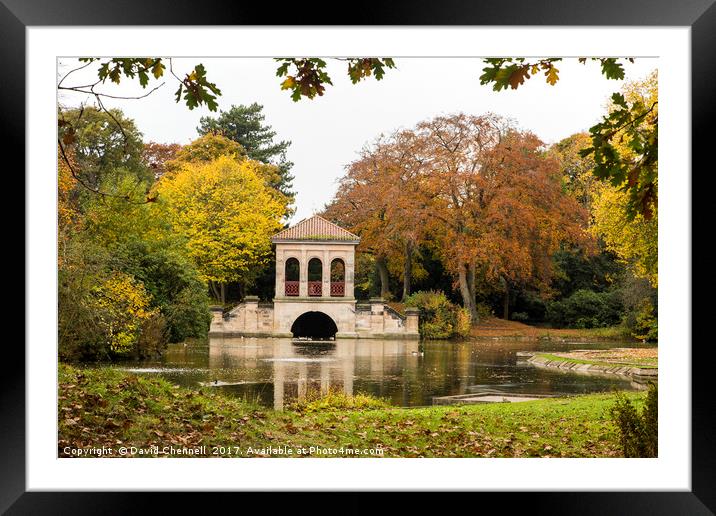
[299,248,308,297]
[244,296,259,332]
[405,307,420,335]
[370,297,385,334]
[322,249,330,298]
[275,246,284,298]
[209,306,224,333]
[346,247,355,299]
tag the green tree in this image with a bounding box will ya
[82,170,212,343]
[198,103,295,197]
[58,107,150,192]
[108,239,211,343]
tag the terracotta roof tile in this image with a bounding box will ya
[271,215,360,242]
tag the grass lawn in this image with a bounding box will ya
[58,364,644,458]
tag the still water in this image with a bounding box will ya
[115,338,652,409]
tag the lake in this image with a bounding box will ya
[111,337,654,409]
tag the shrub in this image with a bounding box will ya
[58,236,170,361]
[288,388,390,413]
[618,273,658,340]
[545,289,623,328]
[476,302,494,320]
[610,383,658,457]
[404,290,467,339]
[454,307,472,338]
[631,298,658,341]
[511,311,530,322]
[109,240,211,343]
[135,312,169,360]
[86,272,159,355]
[511,290,547,322]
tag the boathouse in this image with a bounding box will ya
[209,215,419,339]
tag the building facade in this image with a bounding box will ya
[209,215,419,339]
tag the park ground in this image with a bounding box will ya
[468,317,636,341]
[531,348,658,369]
[58,363,645,458]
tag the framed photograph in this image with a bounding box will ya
[7,0,712,511]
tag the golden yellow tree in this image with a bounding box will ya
[156,155,286,303]
[591,72,658,287]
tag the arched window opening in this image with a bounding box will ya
[307,258,323,297]
[330,259,345,297]
[284,258,300,296]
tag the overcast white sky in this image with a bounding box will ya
[58,57,657,222]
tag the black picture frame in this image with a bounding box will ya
[4,0,712,512]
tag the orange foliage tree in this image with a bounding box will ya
[327,113,589,323]
[323,129,431,300]
[420,116,588,321]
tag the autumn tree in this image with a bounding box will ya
[164,133,247,172]
[550,132,598,213]
[412,114,587,322]
[164,133,290,215]
[142,141,181,179]
[326,113,587,320]
[198,103,295,197]
[478,58,656,221]
[323,129,431,300]
[590,72,658,287]
[58,147,82,242]
[591,184,657,288]
[323,150,395,299]
[156,155,287,304]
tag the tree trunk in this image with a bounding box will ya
[376,255,390,299]
[402,242,413,301]
[220,282,226,305]
[468,262,478,324]
[501,276,509,320]
[459,263,478,323]
[209,281,221,303]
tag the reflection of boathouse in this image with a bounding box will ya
[209,215,419,339]
[207,337,420,410]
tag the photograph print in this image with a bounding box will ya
[57,55,658,460]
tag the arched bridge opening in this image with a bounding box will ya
[290,311,338,340]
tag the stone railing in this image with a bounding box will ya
[284,280,299,296]
[308,281,322,296]
[330,281,345,297]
